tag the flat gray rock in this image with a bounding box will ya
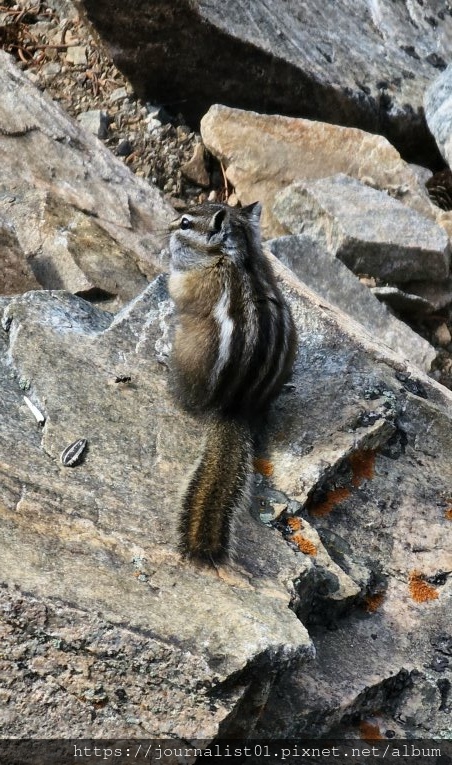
[77,0,452,164]
[1,255,451,737]
[0,281,313,737]
[274,174,450,283]
[267,235,435,371]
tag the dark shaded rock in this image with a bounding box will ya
[426,169,452,211]
[75,0,452,165]
[373,280,452,316]
[372,285,434,315]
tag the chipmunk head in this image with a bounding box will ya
[169,201,262,270]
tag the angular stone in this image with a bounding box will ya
[65,45,87,66]
[267,235,435,371]
[77,109,105,136]
[201,105,435,237]
[434,322,452,347]
[78,0,452,164]
[371,285,434,316]
[1,255,451,736]
[181,142,210,187]
[273,174,450,283]
[0,51,173,303]
[373,277,452,316]
[425,63,452,169]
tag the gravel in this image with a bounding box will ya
[0,0,225,210]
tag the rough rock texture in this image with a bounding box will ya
[0,282,313,737]
[0,43,451,740]
[75,0,452,165]
[200,105,435,238]
[425,63,452,169]
[0,51,173,306]
[254,261,452,738]
[0,215,42,294]
[1,255,451,737]
[273,175,450,283]
[267,235,435,371]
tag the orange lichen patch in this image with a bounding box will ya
[350,449,376,487]
[287,516,303,532]
[253,457,274,477]
[309,486,351,517]
[363,592,385,613]
[290,532,317,556]
[409,571,439,603]
[359,720,383,740]
[445,506,452,520]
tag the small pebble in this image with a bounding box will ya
[116,139,133,157]
[109,86,128,103]
[434,322,452,347]
[146,117,162,132]
[65,45,87,66]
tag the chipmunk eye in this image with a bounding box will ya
[180,217,192,230]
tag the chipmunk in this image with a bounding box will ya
[168,201,297,565]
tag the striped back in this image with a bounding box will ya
[206,239,296,417]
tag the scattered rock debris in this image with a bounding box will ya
[0,0,223,209]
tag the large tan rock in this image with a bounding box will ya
[201,105,435,238]
[0,51,173,306]
[1,256,451,737]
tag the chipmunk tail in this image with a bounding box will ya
[178,416,252,565]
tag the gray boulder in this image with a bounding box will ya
[0,282,313,737]
[267,235,435,371]
[76,0,452,164]
[1,256,451,737]
[273,174,450,283]
[0,50,173,306]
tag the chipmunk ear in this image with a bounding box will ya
[209,207,227,232]
[241,201,262,225]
